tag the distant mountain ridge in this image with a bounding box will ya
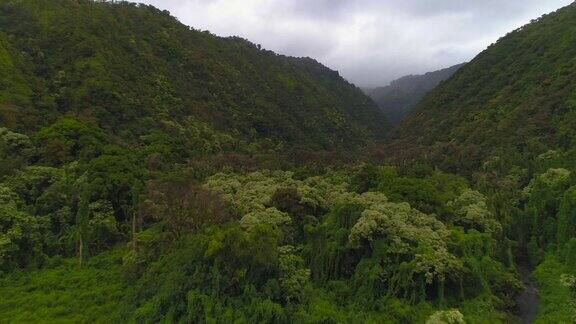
[389,3,576,172]
[368,63,465,124]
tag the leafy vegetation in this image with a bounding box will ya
[532,257,574,323]
[0,249,127,323]
[384,3,576,321]
[390,3,576,173]
[0,0,387,151]
[2,0,576,322]
[368,63,465,125]
[0,165,521,322]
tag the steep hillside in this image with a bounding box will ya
[2,1,568,322]
[390,3,576,172]
[0,0,387,151]
[369,63,464,124]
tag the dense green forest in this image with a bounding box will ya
[0,0,387,152]
[391,3,576,174]
[2,0,576,323]
[367,63,465,125]
[388,2,576,322]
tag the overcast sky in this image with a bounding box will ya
[135,0,572,87]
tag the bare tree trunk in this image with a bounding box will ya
[78,235,84,268]
[132,211,137,253]
[131,184,141,254]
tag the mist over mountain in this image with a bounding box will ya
[367,63,465,124]
[390,3,576,172]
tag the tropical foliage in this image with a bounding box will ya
[2,0,576,323]
[0,0,387,151]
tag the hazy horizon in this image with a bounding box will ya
[133,0,572,87]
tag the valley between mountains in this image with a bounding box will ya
[1,1,576,323]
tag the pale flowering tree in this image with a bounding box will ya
[349,201,462,288]
[425,309,466,324]
[204,170,325,215]
[205,170,393,214]
[521,168,571,201]
[538,168,571,187]
[448,189,502,233]
[201,167,516,306]
[204,170,391,230]
[240,207,291,231]
[206,170,464,289]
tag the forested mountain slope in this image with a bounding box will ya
[0,0,387,151]
[384,8,576,321]
[0,1,525,322]
[368,63,464,125]
[390,3,576,172]
[4,1,576,323]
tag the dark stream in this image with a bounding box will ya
[517,265,539,324]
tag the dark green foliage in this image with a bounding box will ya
[382,5,576,317]
[34,118,108,165]
[129,224,283,322]
[0,128,35,178]
[557,186,576,246]
[0,160,516,321]
[306,204,363,283]
[368,63,465,125]
[3,0,576,322]
[350,165,467,215]
[0,249,127,322]
[0,184,48,271]
[349,164,397,193]
[270,187,320,219]
[562,239,576,270]
[0,0,387,151]
[391,3,576,173]
[533,256,574,322]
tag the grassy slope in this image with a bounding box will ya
[0,249,127,323]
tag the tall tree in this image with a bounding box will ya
[76,179,91,268]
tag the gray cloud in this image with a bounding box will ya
[134,0,572,87]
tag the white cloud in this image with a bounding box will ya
[134,0,572,87]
